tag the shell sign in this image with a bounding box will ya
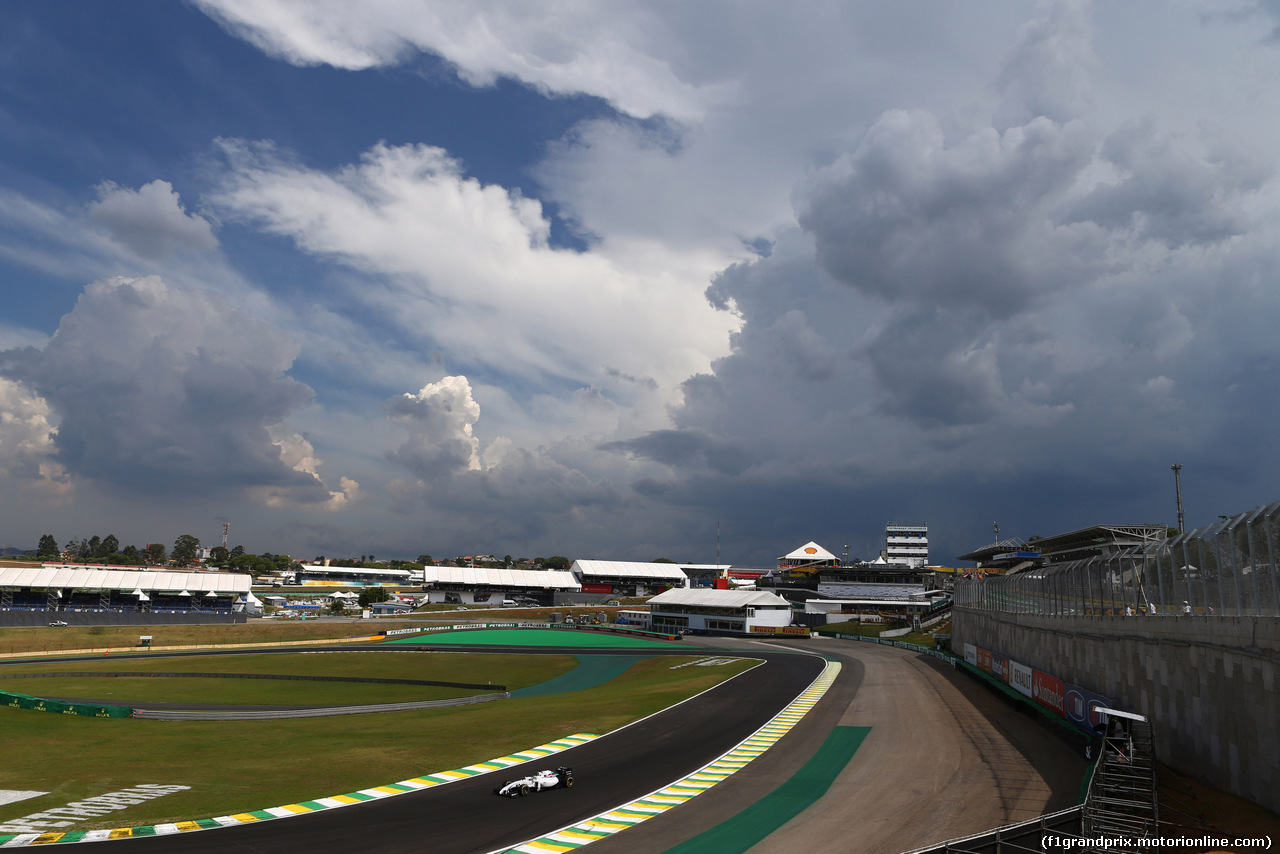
[804,547,817,554]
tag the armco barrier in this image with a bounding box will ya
[830,633,955,663]
[131,692,509,720]
[1,690,132,718]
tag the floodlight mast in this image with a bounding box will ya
[1171,464,1184,533]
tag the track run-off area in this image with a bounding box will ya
[0,629,1086,853]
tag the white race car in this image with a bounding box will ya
[494,766,574,797]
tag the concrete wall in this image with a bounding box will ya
[952,607,1279,815]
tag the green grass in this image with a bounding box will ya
[0,621,407,656]
[814,620,941,648]
[0,654,756,830]
[0,652,575,706]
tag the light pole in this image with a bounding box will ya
[1171,464,1184,533]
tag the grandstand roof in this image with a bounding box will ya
[421,567,579,590]
[572,560,689,581]
[648,588,789,608]
[956,537,1035,563]
[297,565,411,577]
[0,567,251,594]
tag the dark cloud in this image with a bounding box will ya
[1066,120,1268,247]
[87,181,219,259]
[0,276,330,500]
[798,110,1099,318]
[600,428,754,476]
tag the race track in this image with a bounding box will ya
[86,643,824,853]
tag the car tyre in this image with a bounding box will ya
[519,784,530,797]
[564,776,574,788]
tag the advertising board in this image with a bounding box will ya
[964,643,978,666]
[748,625,810,635]
[1032,669,1066,717]
[976,647,993,673]
[990,653,1009,683]
[581,583,613,594]
[1064,684,1112,732]
[1009,660,1034,698]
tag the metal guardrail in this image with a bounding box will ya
[955,498,1280,617]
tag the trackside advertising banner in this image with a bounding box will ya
[963,643,978,666]
[990,653,1009,683]
[1032,669,1066,717]
[1009,660,1034,698]
[976,648,993,673]
[1065,684,1112,732]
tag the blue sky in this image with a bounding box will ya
[1,1,1279,565]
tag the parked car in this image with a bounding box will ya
[494,767,574,797]
[48,620,68,627]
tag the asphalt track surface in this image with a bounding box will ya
[32,642,824,853]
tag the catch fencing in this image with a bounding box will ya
[955,498,1280,618]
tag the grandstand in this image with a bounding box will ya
[0,566,252,626]
[570,560,689,597]
[419,566,579,606]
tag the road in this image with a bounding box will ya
[95,643,824,853]
[585,636,1086,854]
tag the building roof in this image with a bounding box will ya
[2,567,251,594]
[1030,524,1167,564]
[297,564,411,577]
[779,542,837,562]
[649,588,790,608]
[571,560,689,581]
[421,567,580,590]
[956,537,1035,564]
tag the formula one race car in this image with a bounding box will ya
[494,766,574,797]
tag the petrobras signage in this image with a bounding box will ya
[1032,669,1066,717]
[1009,660,1034,698]
[963,643,978,666]
[1064,684,1112,733]
[990,653,1009,683]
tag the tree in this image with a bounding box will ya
[172,534,200,566]
[231,545,245,558]
[328,598,346,615]
[417,554,433,565]
[101,535,119,557]
[122,544,140,563]
[358,587,390,608]
[37,535,59,560]
[544,556,571,570]
[210,545,229,564]
[652,558,675,564]
[145,543,167,564]
[86,535,102,560]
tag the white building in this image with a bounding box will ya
[647,588,794,635]
[886,523,928,567]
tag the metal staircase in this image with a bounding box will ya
[1082,709,1159,851]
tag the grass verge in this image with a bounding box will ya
[0,654,756,829]
[0,651,575,706]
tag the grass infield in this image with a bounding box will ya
[0,653,755,830]
[0,651,575,706]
